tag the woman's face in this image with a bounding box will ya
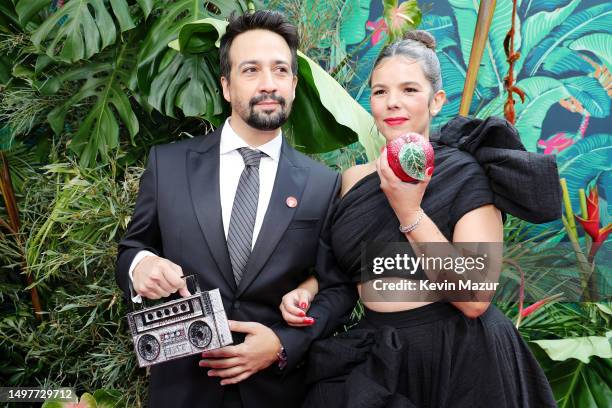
[370,56,445,141]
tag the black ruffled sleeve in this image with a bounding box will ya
[434,116,562,224]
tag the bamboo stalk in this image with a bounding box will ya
[459,0,497,116]
[578,188,587,218]
[578,187,592,258]
[560,178,578,240]
[0,151,43,319]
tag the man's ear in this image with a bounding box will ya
[221,76,231,103]
[292,74,298,99]
[430,89,446,116]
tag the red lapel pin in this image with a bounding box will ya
[286,196,298,208]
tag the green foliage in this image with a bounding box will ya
[2,0,375,166]
[531,338,612,407]
[42,389,126,407]
[28,0,144,62]
[42,43,140,167]
[0,161,147,404]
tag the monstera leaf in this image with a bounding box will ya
[136,0,247,120]
[14,0,53,27]
[41,44,139,167]
[530,333,612,407]
[522,3,612,78]
[171,17,383,157]
[28,0,149,62]
[449,0,521,93]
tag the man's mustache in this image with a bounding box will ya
[249,94,286,108]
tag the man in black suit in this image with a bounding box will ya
[115,10,357,408]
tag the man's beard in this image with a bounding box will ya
[242,93,291,131]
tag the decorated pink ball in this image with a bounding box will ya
[386,133,435,183]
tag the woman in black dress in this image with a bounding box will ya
[280,30,561,407]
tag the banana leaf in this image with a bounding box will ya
[569,33,612,72]
[515,0,579,78]
[522,3,612,78]
[531,333,612,407]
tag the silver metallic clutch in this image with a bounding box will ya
[126,275,233,367]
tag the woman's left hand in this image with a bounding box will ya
[376,148,433,224]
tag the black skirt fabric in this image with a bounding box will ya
[303,303,557,408]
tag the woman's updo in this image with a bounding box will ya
[370,30,442,94]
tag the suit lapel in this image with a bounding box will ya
[187,127,237,291]
[236,141,309,297]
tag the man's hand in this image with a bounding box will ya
[198,320,282,385]
[132,255,191,299]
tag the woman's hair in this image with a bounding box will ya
[370,30,442,95]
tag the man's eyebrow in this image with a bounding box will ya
[238,60,258,69]
[237,60,290,69]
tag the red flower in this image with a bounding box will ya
[575,186,612,261]
[520,293,563,318]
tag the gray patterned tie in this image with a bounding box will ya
[227,147,266,285]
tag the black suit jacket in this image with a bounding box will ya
[116,126,358,408]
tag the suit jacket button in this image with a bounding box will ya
[233,300,241,310]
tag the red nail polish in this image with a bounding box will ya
[303,317,315,324]
[299,310,306,317]
[299,302,307,309]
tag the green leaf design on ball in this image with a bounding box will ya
[399,142,426,180]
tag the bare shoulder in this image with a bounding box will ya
[341,163,377,198]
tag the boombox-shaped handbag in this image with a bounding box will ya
[126,275,233,367]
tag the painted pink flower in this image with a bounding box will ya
[537,132,577,154]
[366,19,388,46]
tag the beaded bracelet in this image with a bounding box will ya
[399,210,424,233]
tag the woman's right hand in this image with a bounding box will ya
[280,288,315,327]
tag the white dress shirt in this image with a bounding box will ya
[129,119,282,302]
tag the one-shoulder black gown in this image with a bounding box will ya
[303,117,560,408]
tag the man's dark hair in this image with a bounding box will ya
[219,10,299,80]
